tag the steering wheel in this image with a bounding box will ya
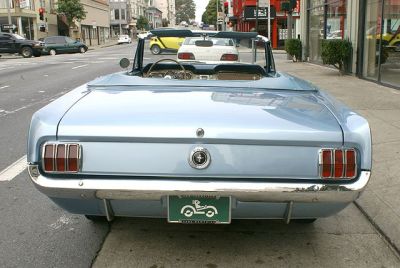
[146,58,188,79]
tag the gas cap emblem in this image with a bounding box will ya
[189,147,211,169]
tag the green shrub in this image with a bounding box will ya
[321,39,352,74]
[285,39,302,62]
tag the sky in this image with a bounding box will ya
[195,0,209,23]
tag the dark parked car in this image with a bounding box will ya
[42,36,88,55]
[0,32,43,58]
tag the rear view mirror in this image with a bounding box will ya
[119,58,130,69]
[195,40,213,47]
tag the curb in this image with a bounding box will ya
[88,42,119,51]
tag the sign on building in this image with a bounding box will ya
[243,6,276,20]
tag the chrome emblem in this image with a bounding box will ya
[189,147,211,169]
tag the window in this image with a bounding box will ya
[307,0,347,62]
[0,34,12,41]
[121,9,126,20]
[115,9,120,20]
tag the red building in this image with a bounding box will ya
[231,0,300,49]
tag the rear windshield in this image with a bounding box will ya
[184,37,234,46]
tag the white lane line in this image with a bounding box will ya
[0,85,10,89]
[71,64,88,70]
[0,155,27,182]
[98,57,118,60]
[0,67,15,71]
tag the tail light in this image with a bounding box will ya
[220,54,238,61]
[319,148,357,179]
[178,52,195,60]
[42,143,81,173]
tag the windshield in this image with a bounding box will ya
[143,30,270,67]
[12,33,26,40]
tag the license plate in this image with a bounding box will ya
[168,196,231,224]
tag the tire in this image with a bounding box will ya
[85,215,108,222]
[79,46,86,53]
[291,218,317,224]
[150,44,161,55]
[21,46,33,58]
[395,42,400,52]
[49,49,56,56]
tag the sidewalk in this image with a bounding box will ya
[275,56,400,253]
[87,40,119,50]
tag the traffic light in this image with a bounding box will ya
[39,8,44,21]
[224,2,228,15]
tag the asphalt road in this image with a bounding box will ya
[0,44,132,268]
[0,44,399,268]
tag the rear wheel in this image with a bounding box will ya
[49,49,56,56]
[21,46,33,58]
[79,46,86,53]
[150,44,161,55]
[85,215,108,222]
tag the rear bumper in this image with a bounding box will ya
[28,164,371,203]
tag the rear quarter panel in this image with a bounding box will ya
[27,85,90,163]
[316,90,372,170]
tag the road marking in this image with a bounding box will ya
[0,67,15,71]
[0,85,10,89]
[98,57,118,60]
[71,64,88,69]
[0,155,27,182]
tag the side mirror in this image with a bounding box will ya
[119,58,130,69]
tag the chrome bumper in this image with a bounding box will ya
[28,165,371,203]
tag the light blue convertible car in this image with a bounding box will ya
[27,30,371,224]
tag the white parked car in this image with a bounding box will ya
[137,31,151,39]
[118,35,132,44]
[177,37,239,63]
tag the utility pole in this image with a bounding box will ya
[6,0,13,33]
[267,0,271,41]
[119,3,122,35]
[216,0,219,31]
[255,0,259,32]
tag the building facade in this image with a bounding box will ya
[300,0,400,88]
[152,0,175,27]
[146,6,162,29]
[78,0,110,46]
[232,0,301,48]
[0,0,57,40]
[110,0,129,37]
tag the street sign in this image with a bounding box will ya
[1,24,17,31]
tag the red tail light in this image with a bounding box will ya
[220,54,238,61]
[42,143,81,173]
[319,148,357,179]
[178,52,195,60]
[345,149,356,178]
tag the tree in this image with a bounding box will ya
[202,0,222,26]
[137,16,149,30]
[175,0,195,24]
[57,0,86,26]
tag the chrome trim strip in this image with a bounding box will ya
[28,165,371,203]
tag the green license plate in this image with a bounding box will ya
[168,196,231,224]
